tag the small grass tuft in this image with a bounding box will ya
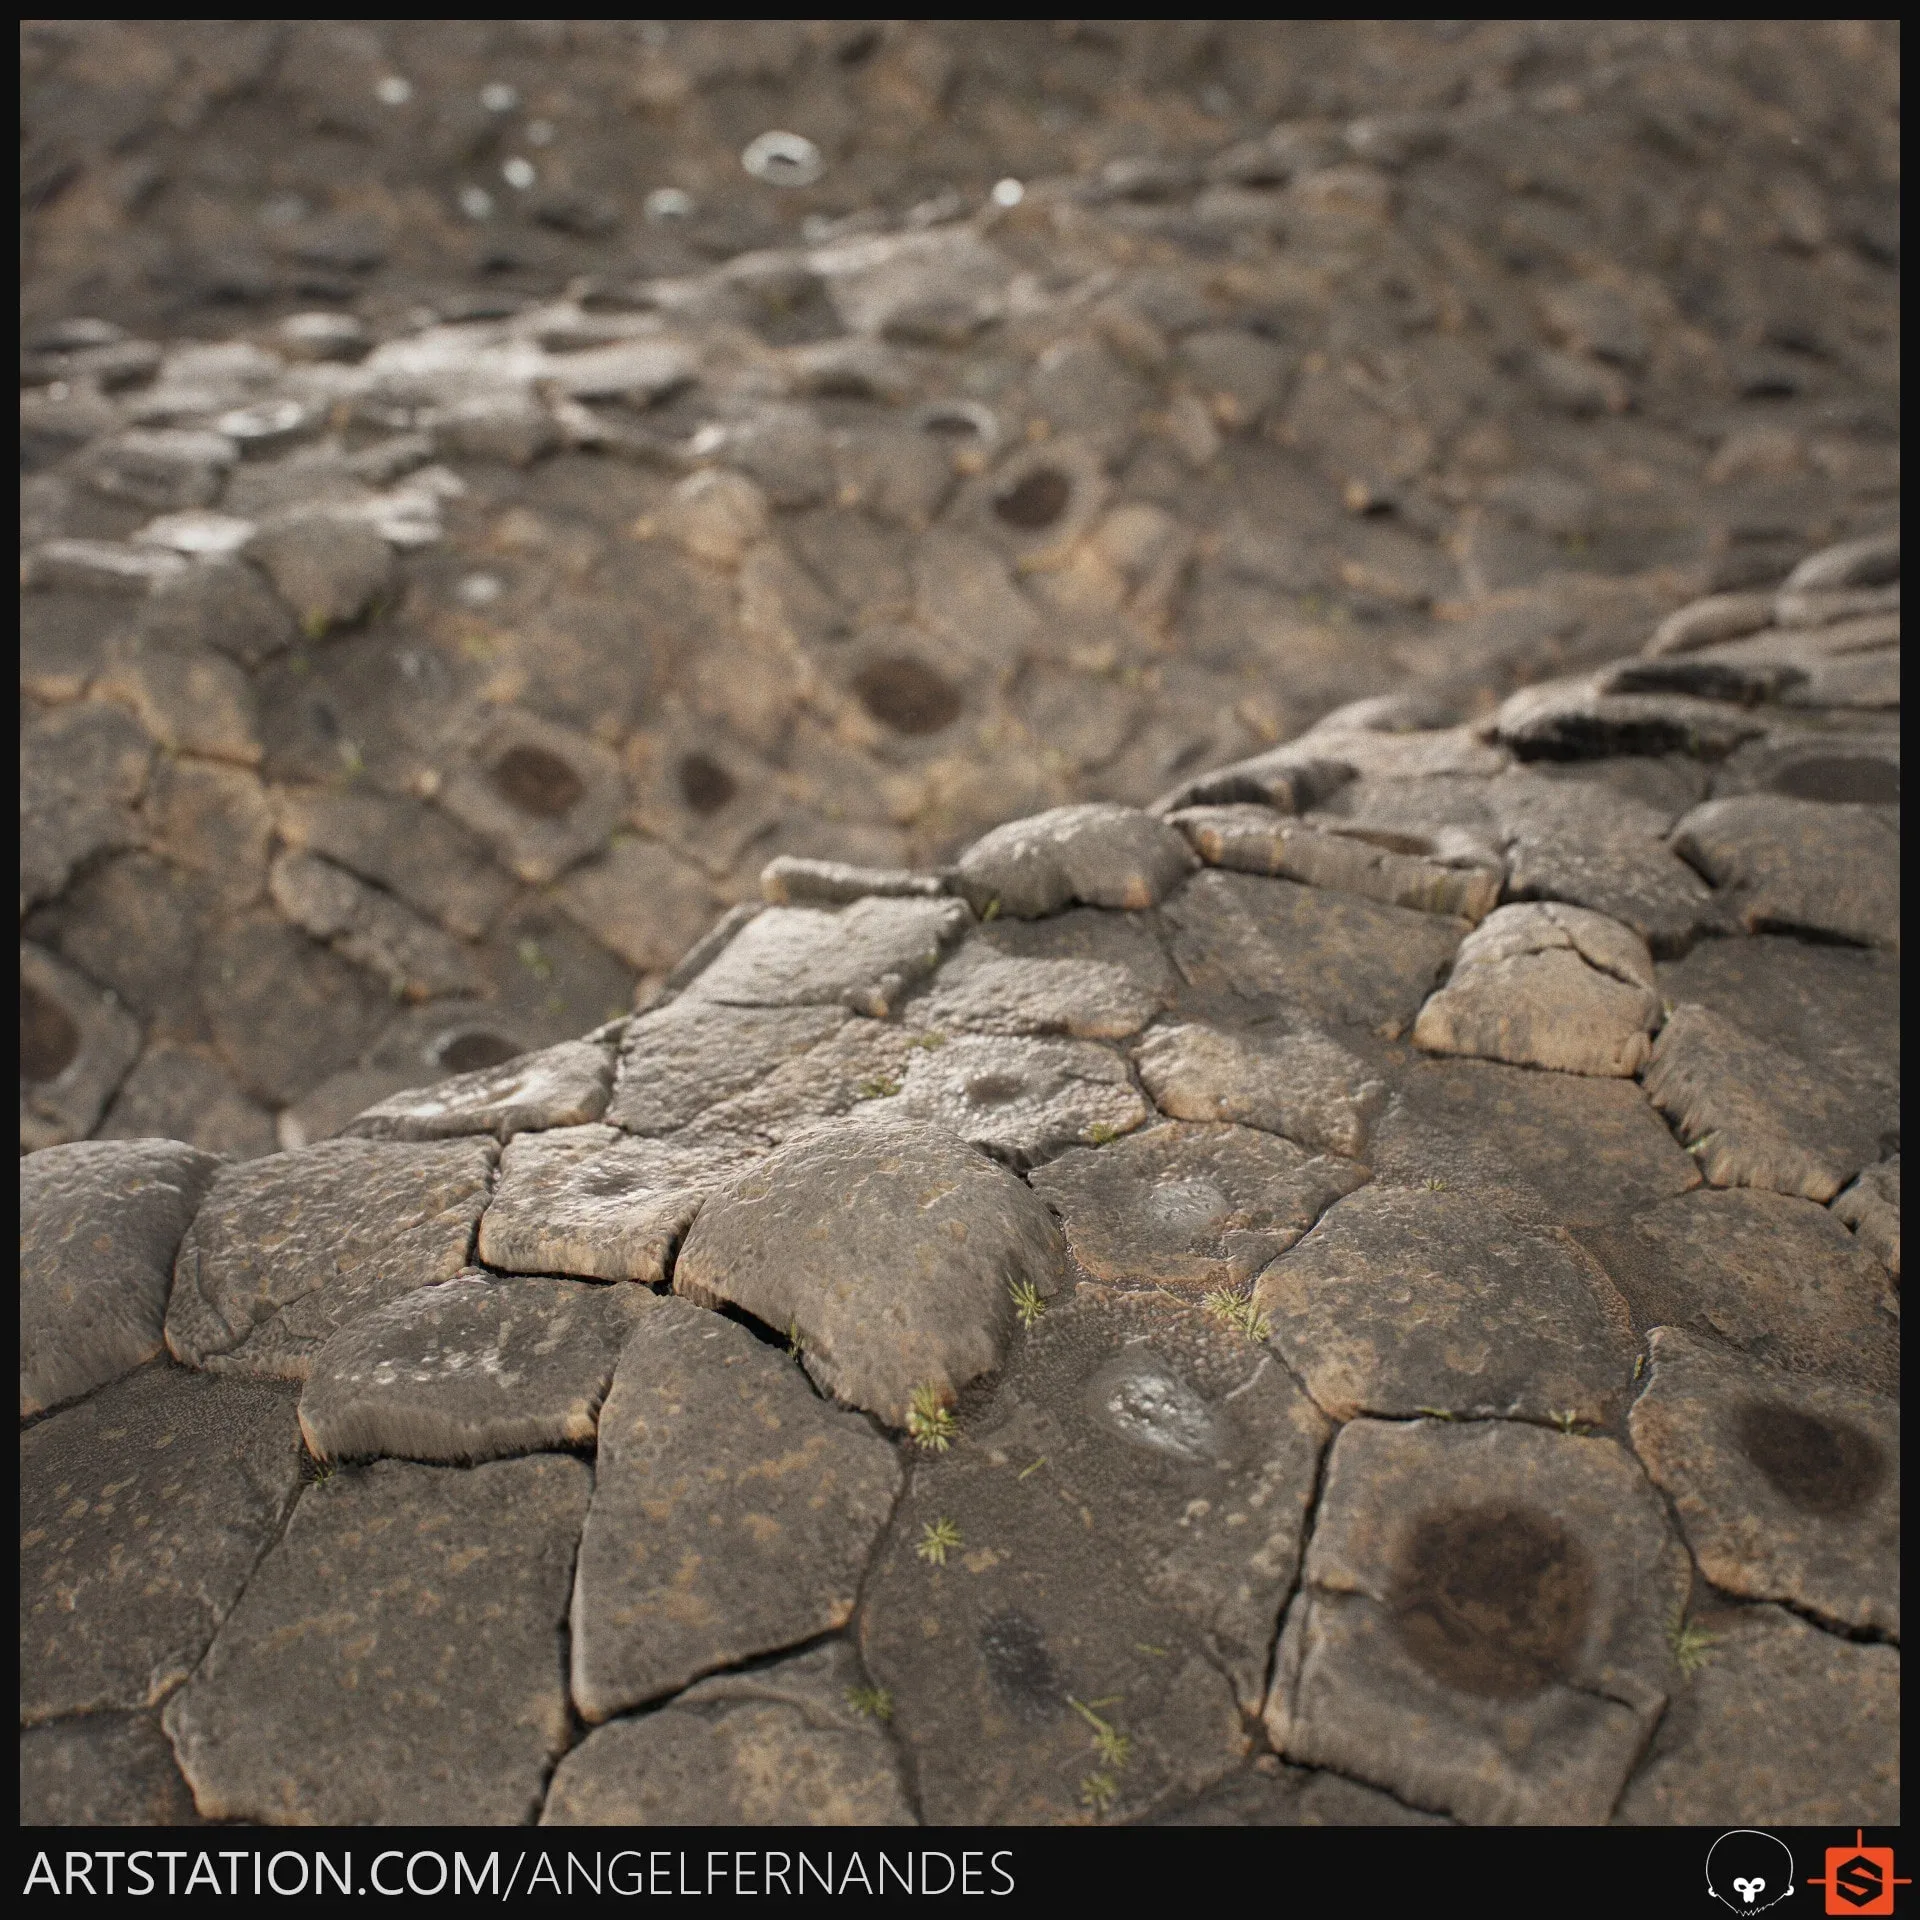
[1008,1279,1046,1328]
[906,1383,956,1452]
[786,1318,805,1361]
[1202,1286,1271,1342]
[1086,1122,1121,1146]
[916,1517,962,1566]
[980,897,1002,922]
[906,1030,947,1051]
[846,1685,893,1721]
[1668,1604,1716,1678]
[1423,1174,1448,1192]
[1069,1697,1131,1817]
[1551,1409,1586,1435]
[855,1074,901,1101]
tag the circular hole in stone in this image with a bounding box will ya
[21,981,81,1084]
[491,745,585,819]
[676,751,738,815]
[964,1071,1027,1107]
[1733,1399,1885,1516]
[1389,1504,1591,1700]
[436,1029,523,1074]
[852,657,963,736]
[1768,755,1900,806]
[992,465,1073,531]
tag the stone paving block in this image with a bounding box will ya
[1493,678,1766,762]
[20,1713,204,1827]
[268,850,482,1001]
[93,636,262,766]
[952,803,1196,919]
[1032,1122,1367,1292]
[607,1000,850,1135]
[478,1125,761,1281]
[675,1117,1065,1427]
[246,512,394,632]
[1134,1019,1388,1158]
[98,1044,279,1161]
[1413,901,1661,1077]
[690,1019,923,1144]
[22,1139,224,1418]
[861,1290,1329,1824]
[165,1137,497,1380]
[1257,1187,1637,1424]
[1586,1190,1898,1398]
[345,1038,612,1143]
[163,1453,589,1826]
[1163,869,1465,1034]
[1265,1419,1688,1825]
[1613,1604,1900,1826]
[1834,1157,1900,1277]
[1155,1763,1450,1827]
[21,942,143,1152]
[905,944,1165,1040]
[1673,794,1900,948]
[298,1271,656,1464]
[681,895,972,1017]
[1643,1003,1873,1204]
[544,1642,915,1827]
[571,1300,901,1722]
[21,1363,302,1722]
[1629,1328,1898,1637]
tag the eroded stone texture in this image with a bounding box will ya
[681,894,971,1017]
[1413,901,1661,1077]
[571,1300,901,1722]
[1266,1419,1687,1825]
[689,1019,922,1144]
[760,854,947,906]
[675,1117,1065,1426]
[1133,1020,1387,1157]
[545,1642,915,1827]
[1586,1190,1898,1398]
[21,942,143,1152]
[1163,869,1464,1033]
[1629,1328,1898,1637]
[1834,1157,1900,1277]
[345,1038,612,1143]
[22,1139,224,1417]
[608,1000,849,1135]
[298,1272,655,1464]
[952,803,1196,918]
[478,1125,761,1281]
[1614,1605,1900,1826]
[1643,1003,1876,1203]
[1032,1123,1367,1291]
[905,944,1165,1040]
[862,1290,1329,1824]
[1257,1187,1637,1424]
[165,1137,497,1380]
[20,1713,204,1827]
[163,1454,588,1826]
[436,710,627,887]
[1673,795,1900,948]
[268,850,482,1001]
[1155,1763,1450,1827]
[21,1363,302,1723]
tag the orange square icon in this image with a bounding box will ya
[1809,1835,1908,1916]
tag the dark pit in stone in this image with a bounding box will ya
[1733,1400,1886,1517]
[1389,1505,1591,1700]
[676,751,738,815]
[978,1610,1068,1725]
[435,1029,524,1074]
[492,745,585,819]
[964,1072,1026,1107]
[852,657,963,736]
[1769,755,1900,806]
[993,466,1073,531]
[21,981,81,1084]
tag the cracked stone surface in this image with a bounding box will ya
[1629,1328,1898,1637]
[904,943,1165,1040]
[607,1000,850,1136]
[1266,1419,1688,1825]
[1835,1156,1901,1277]
[20,1713,204,1827]
[571,1299,901,1722]
[163,1453,589,1826]
[344,1037,613,1143]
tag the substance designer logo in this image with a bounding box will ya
[1809,1835,1908,1916]
[1707,1832,1796,1913]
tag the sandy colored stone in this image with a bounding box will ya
[951,802,1196,918]
[93,637,262,766]
[245,512,394,630]
[1834,1156,1900,1277]
[345,1037,612,1143]
[607,1000,850,1135]
[906,944,1165,1040]
[20,942,143,1153]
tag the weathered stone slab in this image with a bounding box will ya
[20,942,143,1152]
[1171,806,1501,922]
[544,1642,915,1827]
[1614,1604,1900,1826]
[20,1713,204,1827]
[571,1300,901,1722]
[690,1019,923,1144]
[861,1290,1329,1824]
[608,1000,849,1135]
[165,1137,497,1380]
[760,854,946,906]
[1162,869,1465,1033]
[298,1271,655,1464]
[681,895,971,1017]
[1155,1763,1450,1827]
[951,802,1196,918]
[1643,1003,1871,1203]
[1673,795,1900,948]
[675,1117,1065,1426]
[1587,1190,1898,1398]
[1493,677,1766,762]
[1629,1328,1898,1637]
[1834,1156,1900,1277]
[972,903,1182,1004]
[22,1140,224,1418]
[344,1038,613,1143]
[21,1363,302,1722]
[887,1032,1150,1166]
[478,1125,760,1280]
[1266,1419,1687,1825]
[1135,1020,1387,1158]
[163,1453,588,1826]
[1413,901,1660,1077]
[905,944,1165,1040]
[1257,1187,1637,1424]
[1032,1122,1366,1291]
[268,850,482,1000]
